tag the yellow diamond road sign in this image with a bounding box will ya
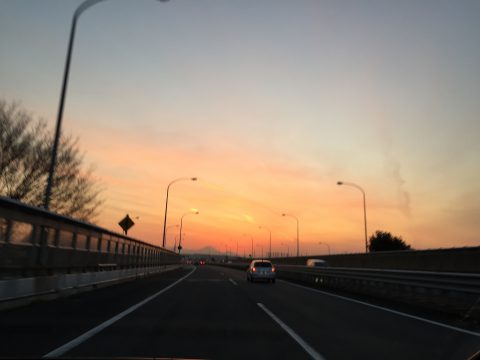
[119,214,135,235]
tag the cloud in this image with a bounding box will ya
[367,93,412,217]
[383,148,411,216]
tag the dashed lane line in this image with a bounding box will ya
[257,302,326,360]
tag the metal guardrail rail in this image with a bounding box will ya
[278,265,480,294]
[218,262,480,319]
[0,196,179,279]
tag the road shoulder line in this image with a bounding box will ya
[281,280,480,338]
[43,266,196,358]
[257,302,326,360]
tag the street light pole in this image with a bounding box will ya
[258,226,272,258]
[251,236,254,258]
[43,0,168,210]
[178,210,199,254]
[165,224,179,247]
[242,233,254,259]
[162,177,197,248]
[282,213,299,257]
[337,181,368,253]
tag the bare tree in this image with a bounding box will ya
[0,100,103,222]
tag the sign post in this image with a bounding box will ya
[118,214,135,235]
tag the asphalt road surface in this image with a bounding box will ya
[0,265,479,359]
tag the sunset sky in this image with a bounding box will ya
[1,0,479,255]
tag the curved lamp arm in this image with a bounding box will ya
[44,0,169,209]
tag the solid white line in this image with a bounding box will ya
[280,280,480,338]
[229,278,238,286]
[43,267,196,358]
[257,303,326,360]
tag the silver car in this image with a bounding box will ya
[246,260,276,283]
[306,259,328,267]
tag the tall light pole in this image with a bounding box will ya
[43,0,168,210]
[178,210,199,254]
[243,233,254,259]
[282,213,299,257]
[337,181,368,253]
[162,177,197,248]
[166,224,179,246]
[318,241,331,255]
[258,226,272,258]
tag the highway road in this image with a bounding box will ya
[0,265,479,359]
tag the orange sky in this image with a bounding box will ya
[2,1,479,254]
[76,126,478,255]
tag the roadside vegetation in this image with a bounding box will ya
[0,99,103,222]
[368,230,412,252]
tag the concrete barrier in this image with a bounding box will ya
[0,264,180,310]
[272,246,480,273]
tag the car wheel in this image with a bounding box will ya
[272,279,276,284]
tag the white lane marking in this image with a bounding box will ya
[229,278,238,286]
[281,280,480,338]
[43,267,197,358]
[257,303,326,360]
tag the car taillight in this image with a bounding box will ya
[272,267,276,272]
[252,267,256,272]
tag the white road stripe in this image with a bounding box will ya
[281,280,480,338]
[43,267,196,358]
[257,303,326,360]
[229,278,238,286]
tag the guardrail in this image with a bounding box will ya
[0,196,179,279]
[218,263,480,320]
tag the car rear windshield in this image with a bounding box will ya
[255,262,272,268]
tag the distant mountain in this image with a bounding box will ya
[182,246,222,255]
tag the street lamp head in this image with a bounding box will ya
[282,213,286,217]
[337,181,343,185]
[191,177,197,181]
[194,211,199,215]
